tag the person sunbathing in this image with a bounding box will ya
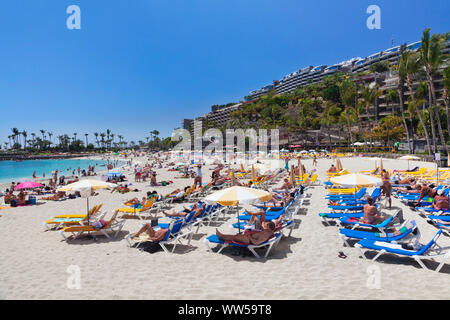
[392,177,416,188]
[215,221,276,246]
[212,176,227,186]
[413,184,437,207]
[124,196,147,207]
[434,219,450,230]
[361,196,385,225]
[432,189,449,210]
[4,191,15,204]
[162,202,203,218]
[129,223,169,241]
[393,166,419,173]
[327,165,337,173]
[42,191,66,201]
[275,178,293,192]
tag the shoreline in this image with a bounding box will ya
[0,156,127,191]
[0,152,100,161]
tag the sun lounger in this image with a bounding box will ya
[204,232,282,259]
[319,211,363,226]
[117,198,156,220]
[337,208,402,230]
[126,218,193,253]
[44,211,107,230]
[355,230,450,272]
[339,220,418,247]
[60,210,125,241]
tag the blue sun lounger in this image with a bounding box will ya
[204,232,282,258]
[339,220,418,247]
[126,218,193,253]
[328,205,364,212]
[319,211,363,226]
[325,188,367,200]
[355,229,450,272]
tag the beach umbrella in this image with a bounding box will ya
[397,155,420,170]
[205,186,271,234]
[58,180,117,233]
[330,173,382,188]
[15,181,43,190]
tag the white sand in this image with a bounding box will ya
[0,155,449,300]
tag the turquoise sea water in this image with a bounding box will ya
[0,159,113,184]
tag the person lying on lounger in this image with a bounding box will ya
[265,192,293,208]
[434,219,450,230]
[42,191,66,201]
[413,184,437,207]
[162,202,203,218]
[215,221,276,246]
[432,189,449,210]
[124,196,147,207]
[129,224,169,241]
[327,164,337,173]
[392,177,417,188]
[274,178,294,192]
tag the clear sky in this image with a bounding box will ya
[0,0,449,146]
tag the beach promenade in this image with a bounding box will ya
[0,155,449,300]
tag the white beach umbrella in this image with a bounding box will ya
[330,173,382,188]
[58,180,117,228]
[397,155,421,170]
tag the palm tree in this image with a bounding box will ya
[40,129,45,140]
[386,89,399,116]
[404,50,432,155]
[47,131,53,147]
[360,83,382,147]
[106,129,111,149]
[397,46,413,153]
[22,131,27,149]
[118,135,123,149]
[443,65,450,141]
[339,79,356,147]
[94,132,99,148]
[84,133,89,147]
[420,28,448,154]
[100,133,106,148]
[11,128,20,145]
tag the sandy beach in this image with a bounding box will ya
[0,155,449,300]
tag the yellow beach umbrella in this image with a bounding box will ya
[204,186,271,207]
[330,173,382,188]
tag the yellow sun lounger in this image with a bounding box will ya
[52,204,103,219]
[117,198,156,219]
[44,209,107,230]
[60,210,125,241]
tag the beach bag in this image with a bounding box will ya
[10,200,18,207]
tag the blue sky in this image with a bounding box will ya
[0,0,449,146]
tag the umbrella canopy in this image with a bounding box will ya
[204,186,271,206]
[397,155,420,160]
[15,181,43,190]
[330,173,382,188]
[57,179,117,192]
